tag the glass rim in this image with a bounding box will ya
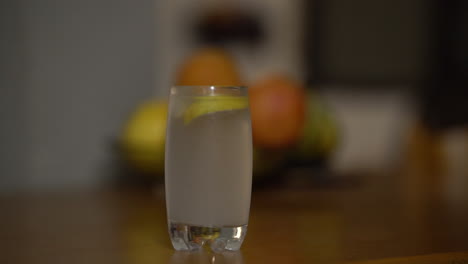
[172,85,248,89]
[170,85,248,96]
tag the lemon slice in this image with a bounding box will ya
[184,96,248,124]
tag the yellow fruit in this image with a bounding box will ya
[176,47,242,86]
[121,100,168,175]
[184,96,248,124]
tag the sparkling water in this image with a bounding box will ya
[165,104,252,251]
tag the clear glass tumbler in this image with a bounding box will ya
[165,86,252,252]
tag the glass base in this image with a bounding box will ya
[168,222,248,252]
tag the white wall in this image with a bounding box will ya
[1,0,156,192]
[320,87,416,174]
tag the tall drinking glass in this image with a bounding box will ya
[165,86,252,252]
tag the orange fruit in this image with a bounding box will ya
[176,47,242,86]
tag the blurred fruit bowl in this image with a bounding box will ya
[117,47,339,187]
[117,93,338,187]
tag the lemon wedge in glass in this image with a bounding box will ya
[184,96,248,124]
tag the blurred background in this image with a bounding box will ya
[1,0,467,193]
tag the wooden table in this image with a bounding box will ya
[1,173,467,264]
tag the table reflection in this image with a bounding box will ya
[170,251,244,264]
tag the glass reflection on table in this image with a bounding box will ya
[170,251,244,264]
